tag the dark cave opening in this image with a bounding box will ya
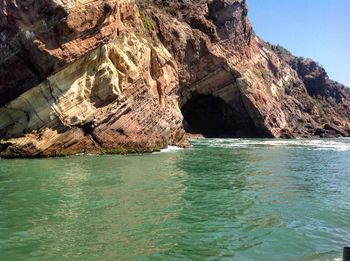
[181,93,261,138]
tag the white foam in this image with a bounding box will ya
[160,146,184,153]
[191,138,350,151]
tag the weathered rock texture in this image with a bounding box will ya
[0,0,349,157]
[0,0,187,157]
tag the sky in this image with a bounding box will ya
[247,0,350,87]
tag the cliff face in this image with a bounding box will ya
[0,0,188,157]
[0,0,349,157]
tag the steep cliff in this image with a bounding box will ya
[0,0,349,157]
[0,0,188,157]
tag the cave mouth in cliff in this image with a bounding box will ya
[181,93,259,138]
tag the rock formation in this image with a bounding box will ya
[0,0,349,157]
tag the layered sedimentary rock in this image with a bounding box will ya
[141,0,350,138]
[0,0,188,157]
[0,0,349,157]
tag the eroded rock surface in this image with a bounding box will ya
[0,0,349,157]
[142,0,350,138]
[0,0,188,157]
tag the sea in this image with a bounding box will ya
[1,138,349,260]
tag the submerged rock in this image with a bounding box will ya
[0,0,349,157]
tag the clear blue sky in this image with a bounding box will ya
[248,0,350,87]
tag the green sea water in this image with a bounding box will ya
[1,139,350,260]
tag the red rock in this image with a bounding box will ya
[324,124,348,137]
[0,0,350,157]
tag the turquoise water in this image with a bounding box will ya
[1,139,350,260]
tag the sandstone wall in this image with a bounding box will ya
[0,0,349,157]
[0,0,188,157]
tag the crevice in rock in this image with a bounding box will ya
[81,122,103,148]
[181,92,263,138]
[17,42,48,81]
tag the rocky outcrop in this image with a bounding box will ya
[266,43,350,135]
[142,0,350,138]
[0,0,349,157]
[0,0,188,157]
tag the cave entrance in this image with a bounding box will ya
[181,93,261,138]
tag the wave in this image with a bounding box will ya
[160,146,184,153]
[191,138,350,151]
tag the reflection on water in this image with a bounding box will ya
[0,139,350,260]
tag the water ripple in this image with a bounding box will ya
[0,139,349,260]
